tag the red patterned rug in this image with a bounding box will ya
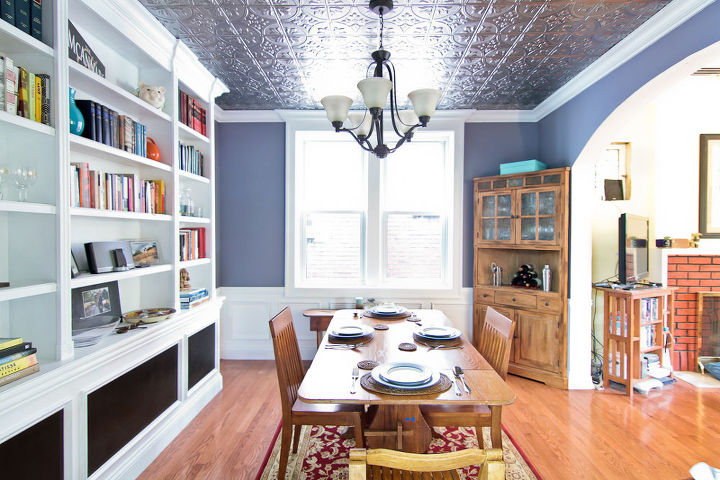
[256,424,539,479]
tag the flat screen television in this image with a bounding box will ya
[619,213,649,284]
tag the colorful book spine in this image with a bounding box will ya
[16,66,28,117]
[0,352,37,378]
[0,56,4,112]
[0,347,36,366]
[34,73,40,121]
[30,0,40,41]
[14,0,29,34]
[27,71,35,121]
[0,341,32,358]
[0,363,39,387]
[0,338,22,350]
[1,0,15,24]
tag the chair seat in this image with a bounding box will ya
[421,404,491,427]
[292,398,364,422]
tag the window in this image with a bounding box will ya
[289,129,458,295]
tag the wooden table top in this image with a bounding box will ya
[298,309,516,406]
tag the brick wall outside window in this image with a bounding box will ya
[666,255,720,370]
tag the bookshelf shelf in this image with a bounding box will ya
[69,62,173,123]
[0,282,57,302]
[0,20,53,57]
[70,207,172,221]
[69,134,173,172]
[0,201,56,215]
[0,110,55,136]
[179,258,210,268]
[179,216,211,224]
[70,263,174,288]
[178,122,209,144]
[179,170,210,184]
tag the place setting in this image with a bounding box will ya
[363,303,412,320]
[413,325,464,351]
[358,361,453,396]
[325,324,375,350]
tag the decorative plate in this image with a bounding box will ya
[329,324,374,337]
[415,326,462,340]
[370,364,440,390]
[123,307,176,324]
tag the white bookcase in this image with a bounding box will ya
[0,1,227,478]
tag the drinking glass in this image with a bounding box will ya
[0,167,8,200]
[13,167,38,202]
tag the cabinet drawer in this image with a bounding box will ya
[475,287,495,303]
[537,294,562,313]
[495,290,537,309]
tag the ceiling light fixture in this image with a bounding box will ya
[320,0,442,159]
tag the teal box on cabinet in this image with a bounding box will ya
[499,159,546,175]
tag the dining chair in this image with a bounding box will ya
[348,447,505,480]
[420,307,515,448]
[269,307,365,479]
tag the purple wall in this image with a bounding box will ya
[539,1,720,164]
[216,122,285,287]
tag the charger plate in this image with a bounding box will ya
[413,332,463,348]
[360,372,452,395]
[327,332,375,345]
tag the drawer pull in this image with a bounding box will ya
[544,302,550,306]
[482,294,489,298]
[512,297,516,302]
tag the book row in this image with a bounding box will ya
[640,297,659,322]
[180,288,209,310]
[1,0,43,41]
[1,55,51,125]
[71,162,166,214]
[179,143,204,177]
[0,337,39,388]
[179,90,206,136]
[74,99,149,157]
[639,324,659,349]
[179,227,206,261]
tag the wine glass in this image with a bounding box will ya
[0,167,8,200]
[13,167,38,202]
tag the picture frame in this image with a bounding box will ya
[700,134,720,238]
[71,252,80,278]
[130,240,160,267]
[71,281,122,333]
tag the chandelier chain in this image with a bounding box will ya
[379,9,384,49]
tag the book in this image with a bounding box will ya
[75,100,96,141]
[27,71,35,121]
[101,104,110,146]
[0,338,22,350]
[0,56,4,112]
[71,162,90,208]
[0,347,36,366]
[0,341,31,358]
[34,72,40,121]
[16,65,27,117]
[30,0,40,41]
[1,0,14,24]
[38,73,49,124]
[14,0,29,34]
[0,352,37,378]
[0,363,39,387]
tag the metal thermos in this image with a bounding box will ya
[542,265,551,292]
[491,263,503,286]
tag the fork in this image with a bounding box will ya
[325,344,366,350]
[427,345,464,351]
[350,366,359,394]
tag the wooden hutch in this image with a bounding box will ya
[473,167,570,388]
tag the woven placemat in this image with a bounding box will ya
[412,332,463,348]
[357,360,379,370]
[360,373,452,395]
[363,311,411,320]
[327,332,374,345]
[373,324,389,331]
[398,342,417,351]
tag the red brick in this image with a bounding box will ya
[676,321,696,329]
[683,280,701,286]
[674,330,688,338]
[667,264,677,272]
[678,264,701,272]
[690,271,713,279]
[676,293,696,301]
[674,315,687,323]
[668,272,689,279]
[676,309,696,316]
[675,343,687,351]
[712,272,720,279]
[669,257,689,264]
[677,337,695,344]
[714,257,720,264]
[700,279,720,287]
[689,257,713,264]
[700,265,720,271]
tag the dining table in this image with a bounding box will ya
[297,309,516,453]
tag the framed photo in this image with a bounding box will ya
[71,252,80,278]
[130,241,160,267]
[700,134,720,238]
[71,281,122,333]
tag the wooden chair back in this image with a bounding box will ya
[269,307,305,419]
[478,307,515,380]
[348,448,504,480]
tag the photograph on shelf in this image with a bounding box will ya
[130,241,159,267]
[71,281,122,347]
[71,252,80,278]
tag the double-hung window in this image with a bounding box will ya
[289,128,458,295]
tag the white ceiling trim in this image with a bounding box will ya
[215,0,711,125]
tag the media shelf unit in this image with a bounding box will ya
[595,286,677,397]
[0,1,228,478]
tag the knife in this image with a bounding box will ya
[454,366,471,394]
[450,370,462,396]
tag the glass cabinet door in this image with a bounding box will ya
[475,191,514,243]
[515,187,561,245]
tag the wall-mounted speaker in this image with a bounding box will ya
[604,179,624,201]
[84,241,135,274]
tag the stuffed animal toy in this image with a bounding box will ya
[136,82,166,109]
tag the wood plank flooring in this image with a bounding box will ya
[139,361,720,480]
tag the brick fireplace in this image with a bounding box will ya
[665,254,720,371]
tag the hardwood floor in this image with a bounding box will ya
[139,361,720,480]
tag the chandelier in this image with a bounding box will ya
[319,0,442,159]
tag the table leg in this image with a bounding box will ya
[490,405,502,449]
[316,330,322,348]
[365,405,431,453]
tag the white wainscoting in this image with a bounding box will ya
[219,287,474,360]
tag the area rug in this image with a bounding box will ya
[257,424,539,480]
[674,371,720,388]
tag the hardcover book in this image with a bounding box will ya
[1,0,15,24]
[0,363,39,387]
[27,71,35,121]
[30,0,40,41]
[16,66,27,118]
[0,341,31,358]
[101,104,110,146]
[75,99,96,140]
[0,338,22,350]
[34,73,40,121]
[0,352,37,378]
[0,347,37,366]
[14,0,29,34]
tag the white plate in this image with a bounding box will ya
[378,362,433,386]
[371,364,441,390]
[415,326,462,340]
[370,305,407,315]
[329,324,373,337]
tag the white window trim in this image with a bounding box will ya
[281,110,466,300]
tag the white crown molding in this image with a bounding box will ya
[533,0,715,120]
[467,110,538,123]
[216,108,533,123]
[214,108,283,123]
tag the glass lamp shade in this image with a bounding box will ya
[396,110,420,134]
[346,112,373,137]
[357,77,393,109]
[408,88,442,117]
[320,95,353,123]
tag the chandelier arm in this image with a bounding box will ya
[340,128,375,153]
[384,62,405,139]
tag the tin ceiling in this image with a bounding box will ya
[140,0,672,111]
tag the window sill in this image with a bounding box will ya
[284,285,465,301]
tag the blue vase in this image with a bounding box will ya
[69,87,84,136]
